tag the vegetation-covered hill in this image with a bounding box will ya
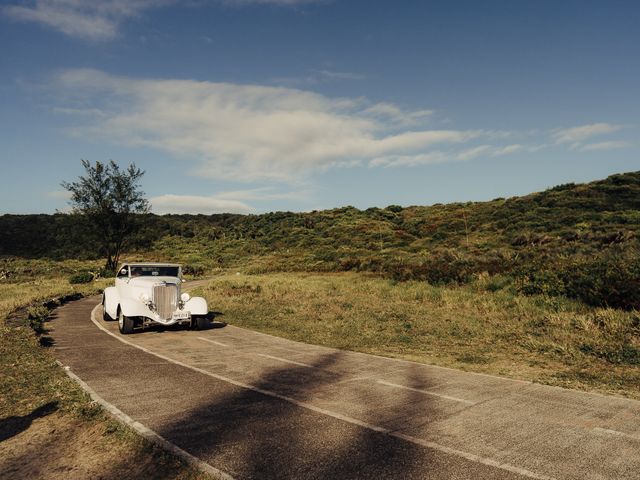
[1,171,639,308]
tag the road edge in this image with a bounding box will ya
[55,300,235,480]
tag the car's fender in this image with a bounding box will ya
[103,286,120,319]
[119,297,151,318]
[184,296,208,316]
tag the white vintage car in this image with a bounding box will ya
[102,262,209,334]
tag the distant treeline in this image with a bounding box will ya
[0,212,246,259]
[2,171,639,309]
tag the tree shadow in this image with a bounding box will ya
[43,298,472,479]
[0,401,59,443]
[150,352,435,479]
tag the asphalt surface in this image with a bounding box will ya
[50,296,640,480]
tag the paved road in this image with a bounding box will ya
[50,296,640,480]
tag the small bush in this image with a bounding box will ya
[69,271,93,284]
[517,269,566,297]
[386,205,403,213]
[561,249,640,310]
[182,264,205,277]
[579,343,640,365]
[97,267,115,278]
[27,305,50,334]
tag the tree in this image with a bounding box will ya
[62,160,149,271]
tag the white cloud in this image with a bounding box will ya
[369,152,448,168]
[370,143,525,168]
[456,143,523,161]
[46,190,72,200]
[149,187,309,214]
[213,187,310,201]
[53,68,493,182]
[272,68,365,87]
[580,141,630,152]
[455,145,492,162]
[223,0,321,5]
[52,107,106,116]
[492,144,523,156]
[150,194,254,214]
[313,69,365,81]
[2,0,321,40]
[552,123,623,146]
[2,1,170,40]
[363,102,433,127]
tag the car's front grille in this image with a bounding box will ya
[153,283,178,320]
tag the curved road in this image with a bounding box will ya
[50,296,640,480]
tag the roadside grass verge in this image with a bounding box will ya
[0,267,217,479]
[198,272,640,399]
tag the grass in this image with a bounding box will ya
[0,268,111,418]
[0,258,217,479]
[197,272,640,399]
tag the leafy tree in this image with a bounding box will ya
[62,160,149,270]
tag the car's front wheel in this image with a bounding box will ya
[118,309,135,334]
[193,315,210,330]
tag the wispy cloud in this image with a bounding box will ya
[272,68,365,86]
[313,69,365,81]
[223,0,323,6]
[53,68,501,182]
[363,102,433,127]
[150,194,254,214]
[45,189,72,200]
[579,140,630,152]
[52,107,106,116]
[370,143,524,168]
[2,0,322,40]
[213,187,310,201]
[149,185,312,214]
[551,122,625,151]
[456,143,523,161]
[2,1,170,40]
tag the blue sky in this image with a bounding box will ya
[1,0,638,214]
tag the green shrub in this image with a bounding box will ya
[27,305,50,334]
[97,267,115,278]
[561,249,640,310]
[516,269,566,296]
[182,264,205,277]
[386,205,403,213]
[579,343,640,365]
[484,275,512,292]
[69,271,93,284]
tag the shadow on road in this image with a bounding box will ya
[44,298,474,480]
[151,352,435,479]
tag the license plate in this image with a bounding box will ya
[172,311,190,320]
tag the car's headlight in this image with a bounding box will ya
[181,293,191,302]
[139,293,150,303]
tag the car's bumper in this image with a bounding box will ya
[141,309,191,326]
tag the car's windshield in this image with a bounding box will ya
[130,266,180,277]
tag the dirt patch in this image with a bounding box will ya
[0,412,207,480]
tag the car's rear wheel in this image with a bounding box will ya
[194,316,210,330]
[118,309,135,334]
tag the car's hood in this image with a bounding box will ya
[120,276,182,300]
[128,276,181,287]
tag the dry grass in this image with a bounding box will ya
[198,272,640,399]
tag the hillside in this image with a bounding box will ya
[1,171,639,308]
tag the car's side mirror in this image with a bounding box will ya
[181,278,186,283]
[120,268,128,275]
